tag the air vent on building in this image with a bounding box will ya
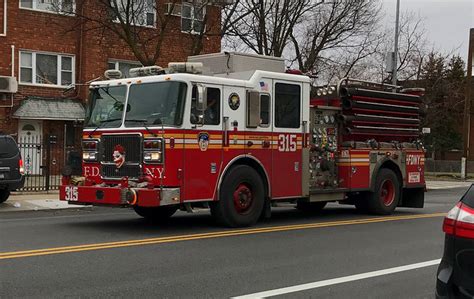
[0,76,18,93]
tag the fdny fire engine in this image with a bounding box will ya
[60,52,426,227]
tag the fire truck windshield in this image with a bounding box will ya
[85,85,127,128]
[124,81,188,127]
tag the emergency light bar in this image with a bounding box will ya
[129,66,165,77]
[168,62,204,74]
[104,69,123,79]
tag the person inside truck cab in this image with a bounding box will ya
[204,88,220,125]
[191,87,220,125]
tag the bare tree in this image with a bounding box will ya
[289,0,382,79]
[224,0,322,57]
[54,0,230,66]
[378,12,428,83]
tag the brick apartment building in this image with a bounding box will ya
[0,0,221,184]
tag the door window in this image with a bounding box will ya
[260,94,270,126]
[190,86,221,125]
[275,83,301,128]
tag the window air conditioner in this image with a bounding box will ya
[0,76,18,93]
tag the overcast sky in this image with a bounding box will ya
[381,0,474,61]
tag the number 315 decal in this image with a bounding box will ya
[65,186,78,201]
[278,134,297,152]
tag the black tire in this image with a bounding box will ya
[133,205,178,221]
[211,165,265,227]
[0,189,10,204]
[367,168,400,215]
[296,201,327,213]
[349,192,369,213]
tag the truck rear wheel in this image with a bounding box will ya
[367,168,400,215]
[0,189,10,204]
[133,205,178,221]
[211,165,265,227]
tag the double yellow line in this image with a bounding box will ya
[0,213,444,260]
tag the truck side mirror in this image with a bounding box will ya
[196,84,207,112]
[247,90,260,128]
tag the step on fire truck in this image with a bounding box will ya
[60,52,425,227]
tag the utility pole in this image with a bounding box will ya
[392,0,400,86]
[462,28,474,179]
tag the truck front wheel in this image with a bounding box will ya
[367,168,400,215]
[211,165,265,227]
[133,205,178,221]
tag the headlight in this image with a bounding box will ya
[83,151,97,162]
[143,138,164,163]
[82,139,99,162]
[144,152,162,162]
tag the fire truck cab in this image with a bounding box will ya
[60,52,425,227]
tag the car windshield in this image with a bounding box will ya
[124,81,187,127]
[84,85,127,128]
[462,185,474,208]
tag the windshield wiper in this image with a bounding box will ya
[87,118,122,138]
[125,119,157,137]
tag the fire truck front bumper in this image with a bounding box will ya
[59,185,180,207]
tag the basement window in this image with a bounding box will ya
[19,51,75,87]
[20,0,75,14]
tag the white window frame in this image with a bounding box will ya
[181,2,205,34]
[19,50,75,88]
[19,0,76,15]
[112,0,157,28]
[108,60,143,78]
[165,2,182,17]
[165,2,205,35]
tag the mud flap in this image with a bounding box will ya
[399,187,424,208]
[260,197,271,219]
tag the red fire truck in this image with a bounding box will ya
[60,52,425,227]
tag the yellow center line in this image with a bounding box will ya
[0,213,445,260]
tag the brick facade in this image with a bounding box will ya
[0,0,221,176]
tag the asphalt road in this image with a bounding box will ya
[0,187,469,298]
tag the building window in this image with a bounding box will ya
[112,0,156,27]
[20,51,75,87]
[108,60,143,78]
[275,83,301,128]
[166,2,205,34]
[20,0,75,14]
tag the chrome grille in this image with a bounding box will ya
[101,134,142,179]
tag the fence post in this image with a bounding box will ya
[461,157,467,180]
[45,134,51,191]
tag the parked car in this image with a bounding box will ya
[436,184,474,298]
[0,134,25,203]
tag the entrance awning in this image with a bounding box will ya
[13,97,85,121]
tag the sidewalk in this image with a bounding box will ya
[425,180,473,190]
[0,191,88,212]
[1,180,472,212]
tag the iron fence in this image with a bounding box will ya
[17,134,64,191]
